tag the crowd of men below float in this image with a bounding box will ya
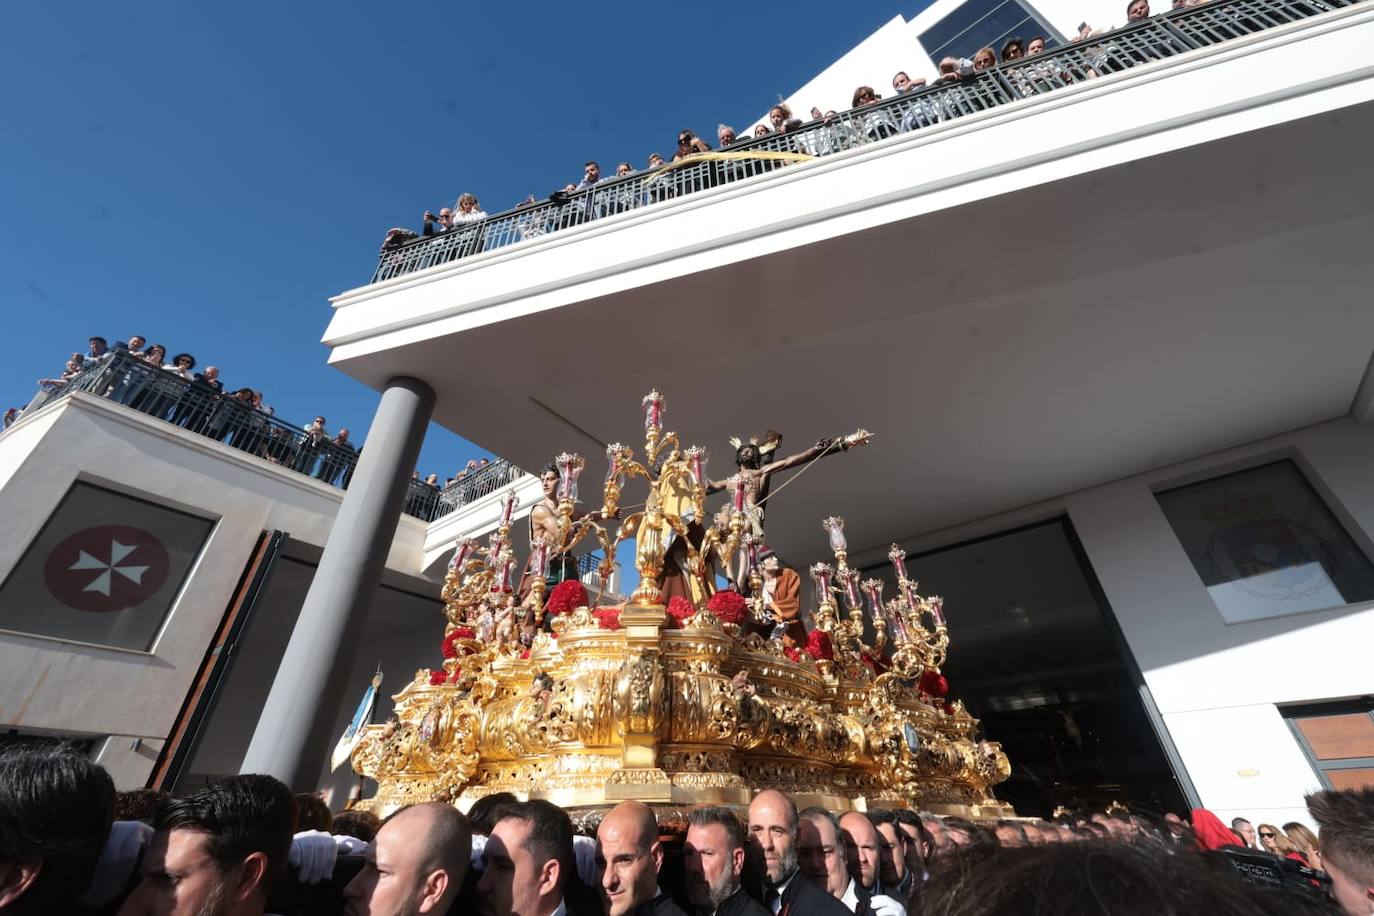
[2,335,495,497]
[5,741,1370,916]
[381,0,1199,257]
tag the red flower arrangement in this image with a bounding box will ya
[706,589,747,624]
[919,670,949,698]
[804,630,834,661]
[545,580,588,616]
[429,669,448,686]
[784,646,803,663]
[441,626,477,659]
[943,700,957,716]
[665,596,696,628]
[593,606,622,630]
[520,648,531,660]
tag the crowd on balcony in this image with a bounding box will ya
[5,740,1369,916]
[6,337,503,518]
[378,0,1217,260]
[10,335,363,486]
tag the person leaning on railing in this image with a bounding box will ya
[205,386,253,442]
[294,415,331,476]
[672,129,711,161]
[228,389,269,454]
[315,427,356,487]
[422,205,455,236]
[171,365,222,433]
[146,352,197,422]
[454,192,486,223]
[119,344,166,410]
[852,86,900,141]
[37,354,87,391]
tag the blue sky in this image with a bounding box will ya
[3,0,919,477]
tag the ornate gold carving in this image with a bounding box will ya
[353,394,1011,817]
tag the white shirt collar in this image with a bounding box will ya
[840,878,859,912]
[549,899,568,916]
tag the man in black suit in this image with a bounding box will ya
[798,807,856,903]
[596,800,687,916]
[480,800,597,916]
[684,806,769,916]
[746,790,851,916]
[836,813,907,916]
[867,811,916,904]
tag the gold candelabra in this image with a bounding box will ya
[351,391,1011,820]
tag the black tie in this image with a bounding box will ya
[765,886,781,914]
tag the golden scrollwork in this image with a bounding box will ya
[353,392,1012,818]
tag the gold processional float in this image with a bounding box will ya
[351,391,1012,825]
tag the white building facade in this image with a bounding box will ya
[316,0,1374,818]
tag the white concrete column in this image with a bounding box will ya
[241,377,434,788]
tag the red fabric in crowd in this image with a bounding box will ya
[1190,808,1243,851]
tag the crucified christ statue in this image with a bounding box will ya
[707,428,871,581]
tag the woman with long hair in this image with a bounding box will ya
[453,193,485,223]
[1257,824,1307,864]
[1282,822,1322,868]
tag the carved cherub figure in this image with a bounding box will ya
[729,669,756,697]
[529,671,555,712]
[379,716,399,742]
[474,600,496,643]
[494,600,515,645]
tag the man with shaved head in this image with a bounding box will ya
[595,801,685,916]
[837,812,906,916]
[343,802,471,916]
[747,791,850,916]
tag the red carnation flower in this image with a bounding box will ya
[429,669,447,686]
[665,596,695,628]
[545,580,589,616]
[706,589,747,624]
[784,646,802,663]
[804,630,834,661]
[520,648,530,660]
[919,670,949,698]
[943,700,957,715]
[593,607,621,630]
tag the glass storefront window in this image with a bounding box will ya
[1156,460,1374,623]
[869,518,1188,815]
[920,0,1060,64]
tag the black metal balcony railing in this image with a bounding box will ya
[433,459,527,518]
[371,0,1355,285]
[27,351,524,523]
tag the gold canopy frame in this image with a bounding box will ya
[351,391,1012,820]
